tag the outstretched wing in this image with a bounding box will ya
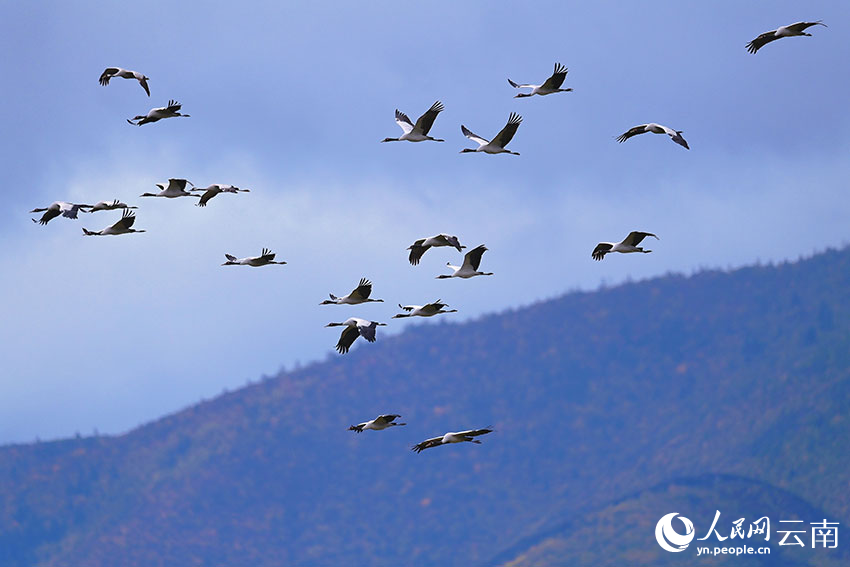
[787,21,826,34]
[541,62,568,90]
[412,436,444,453]
[99,68,118,86]
[616,125,648,143]
[412,101,444,135]
[336,326,360,354]
[352,278,373,300]
[592,242,612,261]
[259,248,276,262]
[398,304,414,312]
[457,427,494,438]
[357,322,379,343]
[375,414,401,425]
[492,113,522,148]
[394,109,414,134]
[461,125,489,146]
[463,245,488,271]
[624,231,658,246]
[668,131,689,149]
[112,210,136,230]
[138,76,151,96]
[408,239,428,265]
[422,300,446,313]
[507,77,533,89]
[197,189,217,207]
[165,100,182,113]
[746,30,779,54]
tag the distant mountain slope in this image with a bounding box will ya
[1,248,848,567]
[496,474,848,567]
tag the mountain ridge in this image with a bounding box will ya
[1,247,848,566]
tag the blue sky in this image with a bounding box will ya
[1,1,848,443]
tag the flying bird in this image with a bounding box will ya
[460,113,522,155]
[140,178,198,198]
[30,201,91,225]
[407,234,465,265]
[592,231,658,261]
[82,209,145,236]
[393,300,457,318]
[412,428,494,453]
[194,184,250,207]
[85,200,138,212]
[746,21,826,54]
[99,67,150,96]
[382,101,445,143]
[221,248,287,267]
[325,318,387,354]
[320,278,384,305]
[508,62,572,97]
[616,123,689,149]
[437,245,493,279]
[349,414,406,433]
[127,100,189,125]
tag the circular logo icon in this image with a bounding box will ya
[655,512,695,553]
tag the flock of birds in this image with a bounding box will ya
[32,19,826,453]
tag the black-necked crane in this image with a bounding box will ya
[140,178,198,199]
[82,209,145,236]
[86,200,138,212]
[408,234,465,266]
[325,318,387,354]
[592,231,658,261]
[221,248,286,267]
[30,201,91,225]
[393,300,457,318]
[127,100,189,125]
[382,101,445,143]
[437,245,492,279]
[412,428,494,453]
[195,184,250,207]
[349,414,406,433]
[616,123,689,150]
[508,62,572,97]
[746,21,826,54]
[99,67,150,96]
[320,278,384,305]
[461,113,522,155]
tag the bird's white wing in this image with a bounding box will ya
[394,109,414,134]
[461,125,489,146]
[507,78,534,89]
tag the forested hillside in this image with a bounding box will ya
[1,249,848,567]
